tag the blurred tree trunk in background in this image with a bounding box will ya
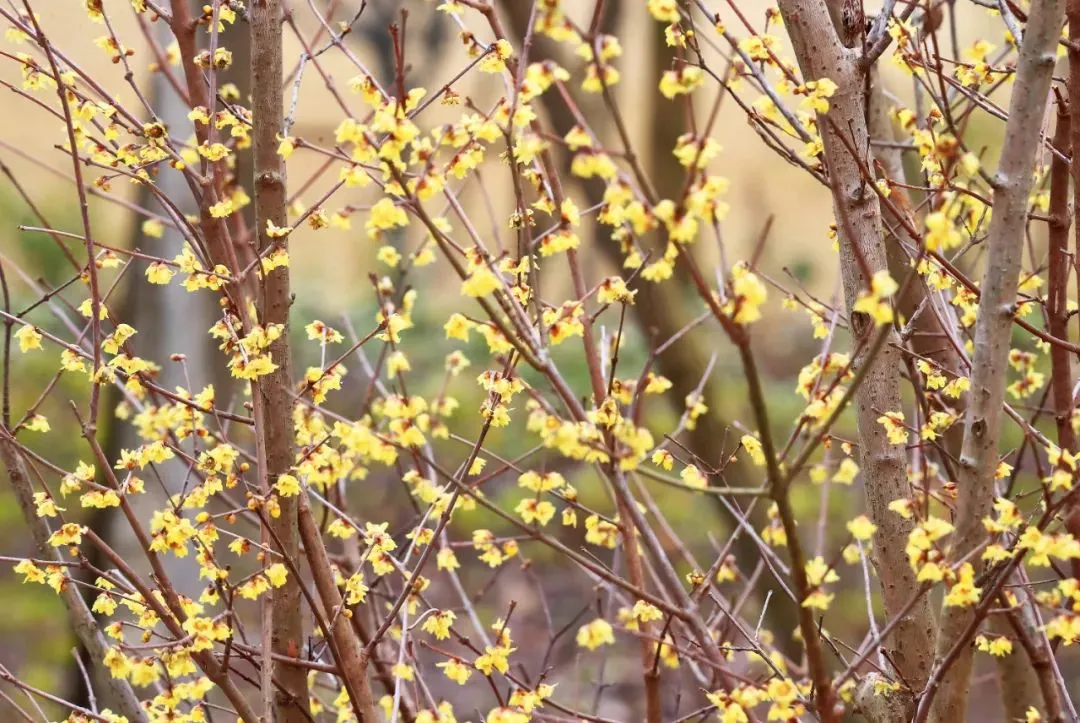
[499,0,799,654]
[68,9,247,709]
[104,0,247,597]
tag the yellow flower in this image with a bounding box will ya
[641,258,673,282]
[805,556,838,586]
[60,349,87,372]
[479,39,513,73]
[421,609,456,640]
[386,350,410,378]
[486,708,529,723]
[706,691,749,723]
[130,658,161,687]
[376,245,401,267]
[802,589,834,610]
[15,325,43,353]
[438,658,472,684]
[564,125,592,150]
[209,198,235,218]
[104,648,131,679]
[680,464,708,489]
[925,211,963,252]
[631,600,663,624]
[274,473,301,497]
[49,523,86,547]
[305,320,343,343]
[474,643,513,675]
[803,556,839,610]
[538,228,580,256]
[444,313,473,341]
[515,498,556,526]
[832,458,860,484]
[436,547,460,571]
[572,151,618,179]
[647,0,680,22]
[847,515,877,541]
[92,593,118,616]
[984,497,1023,533]
[877,411,908,445]
[266,220,292,238]
[518,471,565,493]
[741,434,765,466]
[728,262,767,324]
[462,265,500,298]
[25,414,50,433]
[761,502,787,547]
[651,449,674,470]
[597,276,636,305]
[509,684,556,714]
[581,62,621,92]
[799,78,838,114]
[852,270,898,326]
[145,262,175,284]
[344,574,368,604]
[943,563,981,607]
[982,544,1010,564]
[659,66,704,98]
[976,634,1013,657]
[141,218,165,238]
[340,164,370,187]
[738,34,779,61]
[889,498,914,519]
[80,490,120,509]
[645,373,673,394]
[576,618,615,650]
[33,492,60,517]
[265,563,288,588]
[276,135,295,159]
[366,197,409,239]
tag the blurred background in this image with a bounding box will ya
[1,1,1060,720]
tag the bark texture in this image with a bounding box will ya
[776,0,936,701]
[926,3,1066,721]
[251,0,310,719]
[1064,0,1080,580]
[298,496,378,721]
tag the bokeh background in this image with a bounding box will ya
[0,1,1063,720]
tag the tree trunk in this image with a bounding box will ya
[250,0,311,719]
[777,1,937,707]
[926,3,1066,720]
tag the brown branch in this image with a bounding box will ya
[21,4,103,426]
[1065,0,1080,581]
[500,0,805,664]
[616,484,662,723]
[250,0,310,719]
[991,581,1057,722]
[168,0,246,305]
[296,494,377,722]
[737,341,837,723]
[0,441,145,723]
[1047,94,1074,455]
[1046,92,1080,587]
[776,0,937,709]
[926,2,1067,721]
